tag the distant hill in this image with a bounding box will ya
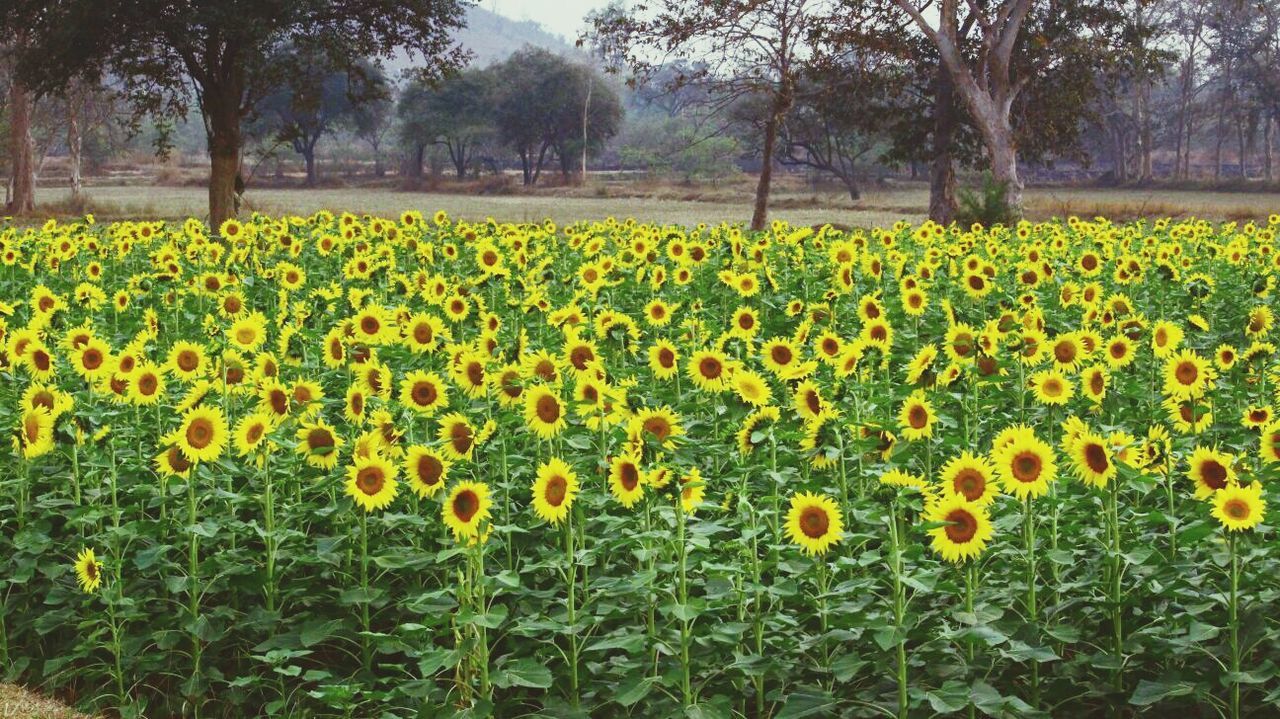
[384,5,580,79]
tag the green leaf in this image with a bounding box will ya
[614,675,658,707]
[493,658,552,689]
[1130,680,1194,706]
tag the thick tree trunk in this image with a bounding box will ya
[67,82,83,203]
[206,99,242,231]
[988,127,1023,215]
[751,113,780,232]
[929,63,958,224]
[7,79,35,215]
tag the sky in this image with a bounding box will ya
[485,0,616,40]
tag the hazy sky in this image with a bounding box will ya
[486,0,615,40]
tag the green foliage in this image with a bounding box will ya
[956,172,1016,227]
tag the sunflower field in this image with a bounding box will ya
[2,211,1279,718]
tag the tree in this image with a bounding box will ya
[398,68,498,179]
[492,48,621,186]
[352,80,395,178]
[255,52,387,187]
[777,59,898,201]
[2,0,467,228]
[888,0,1132,215]
[592,0,858,230]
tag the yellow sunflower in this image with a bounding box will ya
[994,427,1057,499]
[296,420,344,470]
[346,455,399,512]
[18,406,55,459]
[73,548,103,593]
[925,494,993,563]
[399,370,448,416]
[523,385,567,439]
[897,390,936,441]
[172,406,228,463]
[608,454,645,508]
[939,451,999,505]
[784,491,844,556]
[1187,446,1236,499]
[1212,481,1266,531]
[443,480,492,541]
[403,445,450,499]
[531,457,578,524]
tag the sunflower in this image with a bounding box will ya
[173,406,228,463]
[73,548,103,593]
[166,340,208,381]
[925,494,993,563]
[233,412,274,456]
[402,312,447,353]
[1150,320,1183,358]
[994,428,1057,499]
[679,467,705,513]
[346,455,399,512]
[128,363,166,405]
[1187,446,1236,499]
[896,390,936,441]
[227,312,268,352]
[1080,365,1108,403]
[939,451,999,505]
[438,412,478,460]
[729,306,760,339]
[523,385,567,439]
[628,406,684,449]
[155,445,194,478]
[737,406,781,455]
[399,370,448,416]
[1048,333,1084,373]
[647,340,680,379]
[296,420,344,470]
[1102,334,1136,369]
[452,351,489,399]
[687,348,732,392]
[18,406,55,459]
[608,454,645,508]
[1212,481,1266,531]
[1162,349,1216,400]
[404,445,450,498]
[880,468,928,491]
[784,491,844,556]
[443,480,492,541]
[731,368,772,407]
[1029,370,1073,406]
[532,457,578,524]
[761,337,804,379]
[71,337,112,381]
[1066,429,1116,489]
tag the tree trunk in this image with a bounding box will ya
[843,175,862,202]
[988,126,1023,216]
[1265,114,1274,183]
[929,63,958,224]
[751,112,780,232]
[7,78,36,215]
[67,81,83,203]
[1138,83,1153,181]
[303,144,318,187]
[206,97,242,231]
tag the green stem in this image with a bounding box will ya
[1023,497,1040,709]
[1228,533,1240,719]
[359,510,371,675]
[889,500,908,719]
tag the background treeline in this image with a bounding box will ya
[0,0,1278,229]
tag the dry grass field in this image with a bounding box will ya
[0,685,88,719]
[28,179,1280,226]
